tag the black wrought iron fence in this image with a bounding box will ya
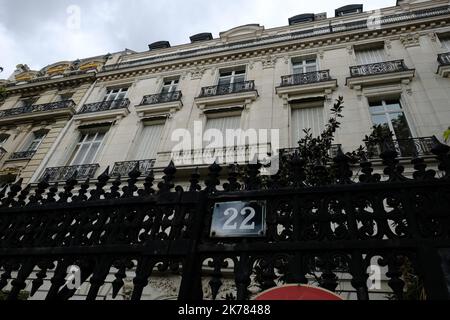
[0,139,449,301]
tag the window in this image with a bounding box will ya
[69,131,106,165]
[369,99,412,141]
[17,97,38,108]
[440,37,450,51]
[134,122,165,160]
[292,57,318,74]
[22,131,47,152]
[57,93,74,102]
[205,115,242,147]
[355,46,386,65]
[291,101,325,145]
[218,68,246,86]
[103,88,128,102]
[0,134,9,146]
[161,79,179,94]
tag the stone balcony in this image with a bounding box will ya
[346,60,415,89]
[195,81,258,111]
[276,70,338,101]
[0,100,76,125]
[75,98,130,122]
[437,52,450,77]
[135,91,182,117]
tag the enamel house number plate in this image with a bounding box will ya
[210,201,267,238]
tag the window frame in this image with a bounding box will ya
[102,87,129,102]
[291,56,318,74]
[68,131,107,166]
[21,131,47,153]
[368,99,414,141]
[161,78,180,94]
[217,67,247,86]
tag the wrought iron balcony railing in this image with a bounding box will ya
[78,99,130,115]
[0,100,75,119]
[140,91,182,106]
[9,151,36,160]
[349,60,410,77]
[199,81,255,98]
[280,70,332,87]
[111,159,156,178]
[281,144,342,159]
[438,52,450,66]
[367,137,435,159]
[40,164,100,182]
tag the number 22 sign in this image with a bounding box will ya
[210,201,266,238]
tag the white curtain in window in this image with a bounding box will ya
[205,115,242,147]
[205,115,241,133]
[355,48,386,65]
[134,124,165,160]
[291,106,325,144]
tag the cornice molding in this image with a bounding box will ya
[96,16,450,83]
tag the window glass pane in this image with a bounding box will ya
[218,77,231,85]
[390,112,412,140]
[84,142,101,164]
[84,134,95,143]
[72,144,90,165]
[235,69,246,75]
[385,101,402,112]
[291,106,325,144]
[305,65,317,73]
[95,132,106,142]
[371,114,389,126]
[220,71,232,77]
[369,105,384,114]
[306,59,316,64]
[234,75,245,83]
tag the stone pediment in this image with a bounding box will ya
[219,24,264,43]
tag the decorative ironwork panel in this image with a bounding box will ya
[40,164,100,182]
[349,60,410,77]
[9,151,36,160]
[111,159,156,177]
[281,145,342,159]
[438,52,450,66]
[78,99,130,115]
[0,100,75,119]
[0,138,450,301]
[280,70,332,87]
[367,137,435,159]
[199,81,255,98]
[140,91,182,105]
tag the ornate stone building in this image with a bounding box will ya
[0,52,130,185]
[15,0,448,185]
[0,0,450,301]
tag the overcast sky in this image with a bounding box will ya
[0,0,395,77]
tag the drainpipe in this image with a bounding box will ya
[30,79,98,183]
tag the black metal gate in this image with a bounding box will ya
[0,143,450,301]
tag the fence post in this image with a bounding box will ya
[178,191,208,301]
[417,246,449,300]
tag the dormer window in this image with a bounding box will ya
[335,4,363,17]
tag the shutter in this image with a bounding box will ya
[291,105,325,144]
[355,48,386,64]
[135,124,165,160]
